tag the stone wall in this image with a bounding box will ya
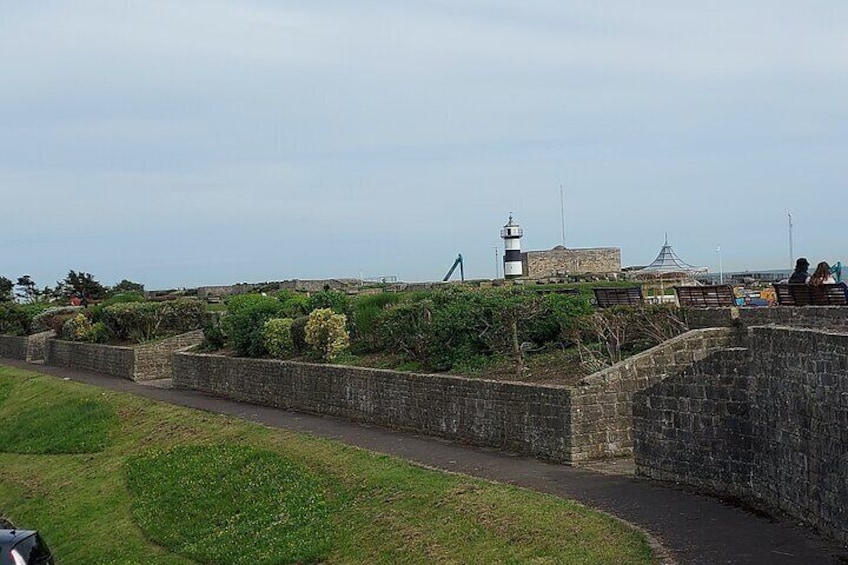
[46,340,135,379]
[0,336,27,360]
[634,326,848,545]
[44,331,203,381]
[751,327,848,544]
[174,353,575,462]
[133,330,204,381]
[0,331,55,362]
[634,348,754,495]
[522,246,621,278]
[568,328,741,462]
[685,306,848,332]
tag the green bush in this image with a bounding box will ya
[222,294,287,357]
[305,308,350,361]
[307,290,351,317]
[31,306,82,335]
[275,290,310,318]
[102,299,206,343]
[202,314,226,350]
[376,287,596,372]
[263,317,295,358]
[88,321,110,343]
[290,315,309,354]
[0,304,31,336]
[89,292,145,324]
[351,292,402,352]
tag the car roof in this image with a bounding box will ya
[0,529,36,546]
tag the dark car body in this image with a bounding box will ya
[0,529,55,565]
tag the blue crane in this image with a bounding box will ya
[443,254,464,282]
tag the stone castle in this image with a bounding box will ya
[521,245,621,280]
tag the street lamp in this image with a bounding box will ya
[716,245,724,284]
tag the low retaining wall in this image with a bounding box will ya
[634,326,848,545]
[45,330,203,381]
[634,348,753,494]
[568,328,740,462]
[46,340,135,379]
[174,353,574,462]
[173,329,738,464]
[686,306,848,332]
[0,336,27,360]
[0,331,55,362]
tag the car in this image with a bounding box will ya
[0,528,55,565]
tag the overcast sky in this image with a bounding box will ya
[2,1,846,289]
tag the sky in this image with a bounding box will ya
[1,1,846,289]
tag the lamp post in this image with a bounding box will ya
[716,245,724,284]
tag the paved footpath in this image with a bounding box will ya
[3,359,847,565]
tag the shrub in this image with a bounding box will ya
[31,306,82,334]
[222,294,287,357]
[90,292,146,324]
[351,292,402,352]
[263,318,295,358]
[88,321,110,343]
[377,298,434,364]
[307,290,351,317]
[62,313,93,341]
[305,308,350,361]
[290,315,309,354]
[0,304,31,336]
[275,290,310,318]
[573,304,687,369]
[202,314,226,350]
[102,299,206,343]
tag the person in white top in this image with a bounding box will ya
[809,261,836,285]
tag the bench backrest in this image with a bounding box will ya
[592,286,644,307]
[674,285,736,308]
[772,283,848,306]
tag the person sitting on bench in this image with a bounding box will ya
[788,257,810,283]
[809,261,836,286]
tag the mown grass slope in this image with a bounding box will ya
[0,365,654,564]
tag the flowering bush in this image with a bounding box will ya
[62,313,93,341]
[263,318,295,358]
[32,306,82,334]
[304,308,349,361]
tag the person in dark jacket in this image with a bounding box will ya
[788,257,810,283]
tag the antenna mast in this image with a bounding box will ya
[788,213,794,269]
[559,184,566,247]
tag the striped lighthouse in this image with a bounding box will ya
[501,214,524,278]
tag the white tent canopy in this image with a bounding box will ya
[640,236,707,275]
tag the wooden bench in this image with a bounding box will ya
[592,286,644,307]
[772,283,848,306]
[674,285,737,308]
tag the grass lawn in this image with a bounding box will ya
[0,365,655,564]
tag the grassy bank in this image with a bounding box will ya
[0,365,654,564]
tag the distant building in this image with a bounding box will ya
[521,245,621,279]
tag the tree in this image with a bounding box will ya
[111,279,145,295]
[15,275,39,303]
[60,270,108,301]
[0,276,12,302]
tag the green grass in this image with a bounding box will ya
[0,378,117,454]
[0,365,654,565]
[126,445,333,564]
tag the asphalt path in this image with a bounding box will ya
[2,358,847,564]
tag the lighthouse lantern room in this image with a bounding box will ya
[501,214,524,278]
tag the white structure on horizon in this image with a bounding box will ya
[501,214,524,278]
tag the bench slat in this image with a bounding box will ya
[772,283,848,306]
[674,285,736,308]
[592,287,644,307]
